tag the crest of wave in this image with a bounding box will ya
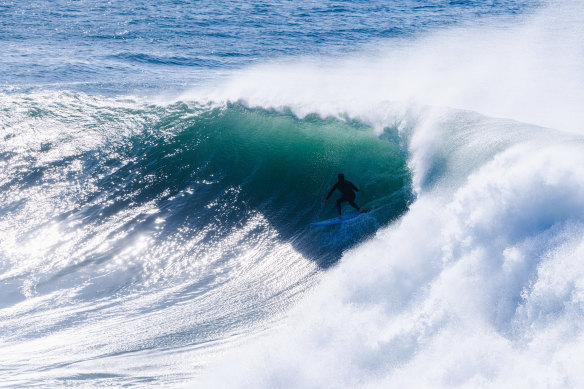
[181,0,584,135]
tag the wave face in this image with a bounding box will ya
[0,92,411,387]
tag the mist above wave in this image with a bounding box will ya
[181,0,583,135]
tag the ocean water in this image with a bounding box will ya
[2,0,584,387]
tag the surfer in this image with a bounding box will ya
[323,173,365,219]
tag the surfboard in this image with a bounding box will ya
[311,210,370,226]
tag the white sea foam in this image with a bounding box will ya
[199,129,584,388]
[196,0,584,387]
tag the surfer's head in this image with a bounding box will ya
[338,173,344,182]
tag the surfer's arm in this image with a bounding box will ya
[351,182,359,192]
[324,184,338,203]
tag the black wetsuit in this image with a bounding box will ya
[326,179,360,216]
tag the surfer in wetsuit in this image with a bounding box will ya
[323,173,365,219]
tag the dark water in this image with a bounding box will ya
[0,0,534,94]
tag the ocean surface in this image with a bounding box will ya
[2,0,584,387]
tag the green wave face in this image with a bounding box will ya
[4,97,412,271]
[116,103,413,265]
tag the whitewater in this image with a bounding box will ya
[2,0,584,388]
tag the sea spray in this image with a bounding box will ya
[199,112,584,389]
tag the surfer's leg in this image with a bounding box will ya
[345,192,360,212]
[336,196,345,218]
[348,200,361,211]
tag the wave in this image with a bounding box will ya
[3,0,584,387]
[0,91,412,274]
[0,91,412,386]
